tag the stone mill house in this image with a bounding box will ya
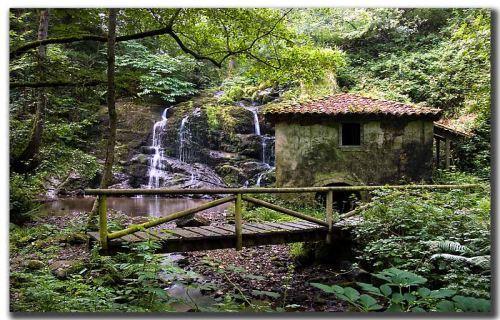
[263,93,442,211]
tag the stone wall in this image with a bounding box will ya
[274,119,434,192]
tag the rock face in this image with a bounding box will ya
[53,89,281,196]
[114,90,278,190]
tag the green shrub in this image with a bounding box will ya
[353,184,490,298]
[9,173,39,224]
[311,267,491,312]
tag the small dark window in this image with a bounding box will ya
[341,123,361,146]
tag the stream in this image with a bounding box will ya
[39,196,230,218]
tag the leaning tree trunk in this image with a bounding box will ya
[87,8,118,228]
[14,9,49,171]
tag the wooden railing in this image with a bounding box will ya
[85,184,481,251]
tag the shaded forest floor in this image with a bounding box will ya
[10,209,352,312]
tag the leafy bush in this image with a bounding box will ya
[353,182,490,299]
[116,41,199,102]
[9,173,40,224]
[311,267,491,312]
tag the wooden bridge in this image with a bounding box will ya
[85,184,479,254]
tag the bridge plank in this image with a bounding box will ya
[294,220,325,228]
[133,231,162,241]
[245,223,280,232]
[157,229,181,240]
[167,228,206,239]
[264,222,300,231]
[121,234,144,242]
[213,224,236,233]
[200,225,234,236]
[281,221,319,230]
[242,224,265,233]
[90,220,348,254]
[183,227,222,237]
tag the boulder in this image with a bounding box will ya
[237,134,262,159]
[25,260,45,270]
[175,214,210,227]
[216,164,247,186]
[49,260,85,279]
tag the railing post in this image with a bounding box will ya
[98,195,108,250]
[445,138,451,169]
[235,193,243,251]
[326,191,333,244]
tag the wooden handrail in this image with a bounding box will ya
[105,195,236,240]
[85,184,482,196]
[95,183,484,251]
[242,195,329,227]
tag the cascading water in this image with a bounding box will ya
[178,116,190,163]
[147,107,170,189]
[242,103,276,186]
[247,106,261,136]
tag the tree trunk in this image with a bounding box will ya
[14,9,49,171]
[87,8,118,228]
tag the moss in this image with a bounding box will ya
[205,105,220,131]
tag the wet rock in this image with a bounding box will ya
[239,161,268,178]
[140,146,156,155]
[127,162,150,188]
[203,149,239,167]
[176,214,210,228]
[130,153,150,165]
[237,134,262,159]
[108,172,132,189]
[25,260,44,270]
[216,164,247,186]
[254,167,276,187]
[227,106,255,134]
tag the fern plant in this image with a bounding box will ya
[426,240,490,270]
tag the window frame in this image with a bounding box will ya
[339,122,363,148]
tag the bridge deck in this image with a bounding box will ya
[89,220,352,253]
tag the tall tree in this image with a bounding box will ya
[87,8,118,226]
[101,8,118,190]
[14,9,49,171]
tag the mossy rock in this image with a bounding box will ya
[50,260,86,279]
[25,260,45,270]
[216,164,247,186]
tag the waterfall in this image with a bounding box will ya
[147,107,170,189]
[255,170,267,187]
[178,115,190,163]
[245,105,269,163]
[247,107,261,136]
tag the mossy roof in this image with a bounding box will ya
[263,93,442,121]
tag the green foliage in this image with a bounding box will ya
[217,76,257,104]
[455,116,491,178]
[10,173,40,224]
[311,267,491,312]
[251,45,346,90]
[353,180,490,299]
[115,41,199,102]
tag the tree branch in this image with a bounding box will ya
[10,79,105,88]
[11,35,108,59]
[10,8,292,70]
[166,30,222,67]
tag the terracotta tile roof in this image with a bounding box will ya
[263,93,442,121]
